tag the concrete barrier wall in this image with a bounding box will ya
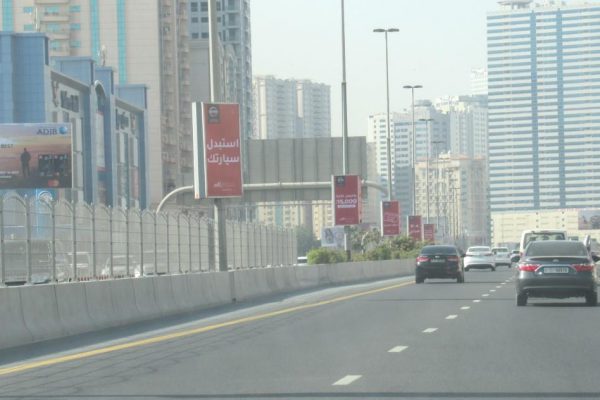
[0,259,415,350]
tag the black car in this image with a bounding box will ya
[415,245,465,284]
[516,240,599,306]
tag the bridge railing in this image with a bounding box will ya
[0,193,297,286]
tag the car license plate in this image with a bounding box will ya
[431,258,445,263]
[544,267,569,274]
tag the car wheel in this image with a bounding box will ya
[465,267,470,272]
[491,266,496,271]
[415,276,425,284]
[516,292,527,306]
[586,292,597,306]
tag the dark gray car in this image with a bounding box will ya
[415,245,465,284]
[516,240,599,306]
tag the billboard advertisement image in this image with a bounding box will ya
[381,200,401,236]
[423,223,435,243]
[332,175,361,226]
[578,210,600,230]
[0,124,72,189]
[321,226,346,249]
[408,215,422,241]
[194,103,243,198]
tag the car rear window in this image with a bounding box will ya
[526,241,588,257]
[420,246,457,255]
[524,232,566,245]
[468,247,490,253]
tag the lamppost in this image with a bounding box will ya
[419,118,433,223]
[374,28,399,200]
[403,84,422,215]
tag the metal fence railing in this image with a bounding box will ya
[0,193,298,285]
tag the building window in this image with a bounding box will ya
[23,6,33,13]
[70,40,81,48]
[201,32,209,39]
[70,5,81,13]
[44,6,60,15]
[70,23,81,30]
[190,2,198,12]
[201,17,208,22]
[23,23,35,31]
[201,2,208,12]
[191,17,198,23]
[192,33,199,39]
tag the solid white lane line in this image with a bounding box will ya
[461,306,471,310]
[333,375,362,386]
[423,328,438,333]
[490,289,496,292]
[446,315,458,320]
[388,346,408,353]
[473,299,481,303]
[482,294,490,297]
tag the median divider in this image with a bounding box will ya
[0,259,416,350]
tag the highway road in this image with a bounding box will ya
[1,268,600,399]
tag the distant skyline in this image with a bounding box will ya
[252,0,501,136]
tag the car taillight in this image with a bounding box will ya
[485,253,493,257]
[519,264,540,272]
[572,264,595,272]
[416,256,430,263]
[447,256,459,262]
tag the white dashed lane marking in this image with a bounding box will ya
[333,375,362,386]
[388,346,408,353]
[490,289,496,292]
[496,286,501,289]
[461,306,471,310]
[473,299,481,303]
[423,328,438,333]
[482,294,490,297]
[446,315,458,320]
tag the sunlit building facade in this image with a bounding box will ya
[488,1,600,213]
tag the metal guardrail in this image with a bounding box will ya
[0,193,297,286]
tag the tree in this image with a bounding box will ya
[296,226,320,256]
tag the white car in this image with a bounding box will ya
[491,247,511,268]
[464,246,496,271]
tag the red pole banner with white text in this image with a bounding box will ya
[423,223,435,243]
[381,200,401,236]
[197,103,243,198]
[332,175,361,226]
[408,215,422,241]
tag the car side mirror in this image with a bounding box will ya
[511,254,521,263]
[461,253,466,258]
[592,254,600,263]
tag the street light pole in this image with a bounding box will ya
[374,28,399,201]
[341,0,349,175]
[403,85,422,216]
[419,118,433,223]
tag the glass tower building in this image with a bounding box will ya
[488,0,600,213]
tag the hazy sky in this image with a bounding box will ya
[251,0,501,136]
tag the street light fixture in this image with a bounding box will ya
[403,84,422,216]
[419,118,434,223]
[373,28,399,200]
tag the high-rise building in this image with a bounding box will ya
[188,0,253,138]
[448,95,488,159]
[415,154,489,246]
[253,76,331,139]
[470,68,488,96]
[488,0,600,214]
[1,0,193,204]
[367,101,449,219]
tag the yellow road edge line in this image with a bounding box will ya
[0,280,413,377]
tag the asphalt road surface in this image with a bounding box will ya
[1,267,600,400]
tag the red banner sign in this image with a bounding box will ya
[332,175,361,226]
[408,215,422,241]
[423,223,435,243]
[381,200,401,236]
[198,103,243,198]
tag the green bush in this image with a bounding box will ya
[307,248,347,264]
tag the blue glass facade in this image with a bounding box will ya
[2,0,14,31]
[487,4,600,213]
[116,0,127,83]
[0,32,149,209]
[90,0,100,63]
